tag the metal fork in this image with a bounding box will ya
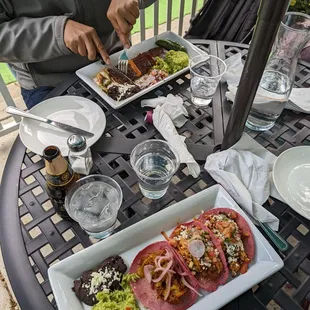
[118,49,129,75]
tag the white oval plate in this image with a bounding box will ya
[19,96,106,156]
[273,146,310,219]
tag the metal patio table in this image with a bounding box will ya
[1,40,310,310]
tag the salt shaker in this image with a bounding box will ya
[67,134,93,175]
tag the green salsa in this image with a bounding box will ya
[93,274,139,310]
[153,50,189,74]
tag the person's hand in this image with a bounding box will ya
[64,20,111,64]
[107,0,140,48]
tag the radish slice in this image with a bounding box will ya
[144,265,154,283]
[181,276,203,297]
[188,239,205,259]
[164,272,172,301]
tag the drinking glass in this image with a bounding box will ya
[130,140,180,200]
[65,175,123,239]
[190,54,227,107]
[246,12,310,131]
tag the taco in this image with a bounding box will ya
[198,208,255,276]
[162,220,229,292]
[129,241,200,310]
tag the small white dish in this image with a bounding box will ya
[19,96,106,156]
[48,184,283,310]
[273,146,310,219]
[76,31,205,110]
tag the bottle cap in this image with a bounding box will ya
[67,134,87,152]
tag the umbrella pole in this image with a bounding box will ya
[221,0,290,150]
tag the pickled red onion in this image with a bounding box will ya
[174,264,188,276]
[164,272,172,301]
[152,260,173,283]
[144,265,154,283]
[181,276,202,297]
[154,267,175,274]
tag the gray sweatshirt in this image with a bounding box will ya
[0,0,156,90]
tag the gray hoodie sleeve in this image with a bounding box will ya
[0,2,71,63]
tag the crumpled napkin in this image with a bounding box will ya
[141,94,189,128]
[205,133,281,231]
[223,53,310,113]
[153,106,200,178]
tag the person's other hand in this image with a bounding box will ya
[64,20,111,64]
[107,0,140,48]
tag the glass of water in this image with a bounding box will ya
[246,12,310,131]
[65,175,122,239]
[130,140,180,200]
[190,54,227,107]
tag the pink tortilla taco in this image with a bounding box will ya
[130,241,200,310]
[163,220,229,292]
[199,208,255,277]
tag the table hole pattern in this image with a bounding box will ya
[267,300,281,310]
[5,41,309,309]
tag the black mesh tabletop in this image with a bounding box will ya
[0,40,310,310]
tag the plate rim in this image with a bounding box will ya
[48,184,284,310]
[19,95,106,156]
[273,145,310,220]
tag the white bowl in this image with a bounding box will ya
[273,146,310,219]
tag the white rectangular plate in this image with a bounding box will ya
[76,31,205,110]
[48,185,283,310]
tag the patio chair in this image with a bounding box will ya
[185,0,260,43]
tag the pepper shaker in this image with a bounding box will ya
[67,134,93,175]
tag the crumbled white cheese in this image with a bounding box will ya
[226,244,238,257]
[200,259,211,268]
[214,214,225,221]
[213,229,225,240]
[179,229,189,239]
[88,267,121,295]
[228,257,238,263]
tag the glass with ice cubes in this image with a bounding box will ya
[190,54,227,108]
[65,175,122,239]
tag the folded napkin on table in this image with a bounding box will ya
[223,53,310,113]
[205,133,283,231]
[141,94,189,128]
[152,105,200,178]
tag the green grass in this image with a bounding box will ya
[132,0,204,34]
[0,63,16,85]
[0,0,204,85]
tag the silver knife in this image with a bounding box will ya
[243,209,288,252]
[6,106,94,138]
